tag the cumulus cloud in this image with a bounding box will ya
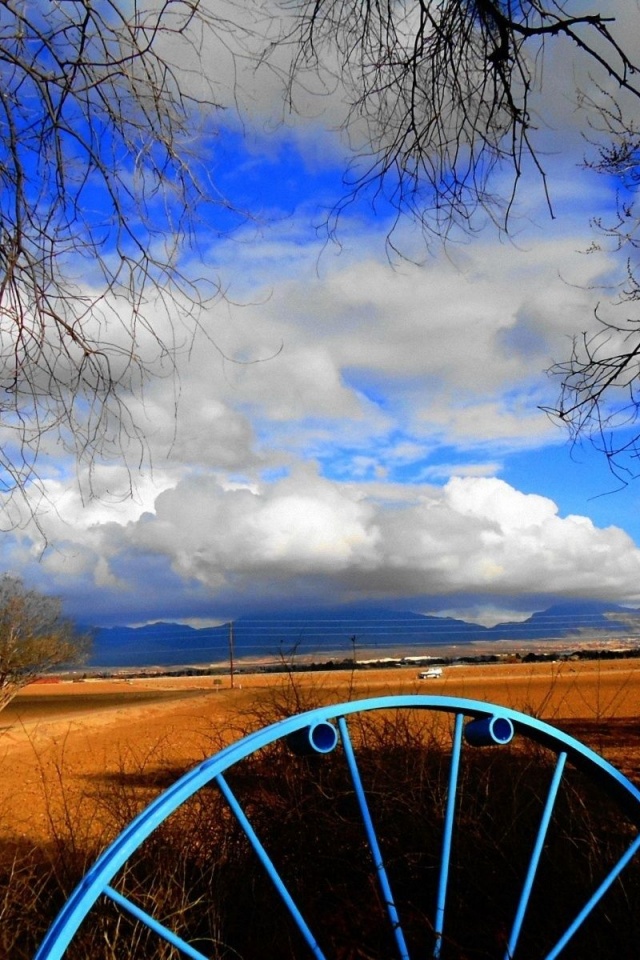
[2,196,633,628]
[15,209,604,524]
[9,470,640,625]
[0,0,634,652]
[187,224,616,471]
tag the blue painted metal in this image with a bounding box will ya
[465,714,514,746]
[337,715,410,960]
[545,831,640,960]
[504,751,568,960]
[287,720,338,756]
[215,772,328,960]
[433,711,464,959]
[33,695,640,960]
[103,885,210,960]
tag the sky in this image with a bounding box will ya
[4,1,640,628]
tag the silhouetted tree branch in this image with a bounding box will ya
[5,0,640,497]
[545,88,640,478]
[274,0,640,241]
[0,0,247,517]
[273,2,640,474]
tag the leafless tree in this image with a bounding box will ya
[0,0,247,517]
[275,1,640,238]
[0,576,89,711]
[271,1,640,472]
[5,0,640,500]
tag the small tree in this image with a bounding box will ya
[0,577,89,712]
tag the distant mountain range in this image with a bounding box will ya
[85,601,640,668]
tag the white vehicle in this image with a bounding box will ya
[418,667,443,680]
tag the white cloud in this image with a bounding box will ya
[444,477,557,531]
[9,470,639,624]
[3,0,640,632]
[187,223,617,468]
[2,197,632,626]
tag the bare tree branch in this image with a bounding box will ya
[0,0,252,518]
[270,1,640,243]
[267,2,640,476]
[545,87,640,478]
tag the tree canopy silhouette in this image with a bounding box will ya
[277,1,639,237]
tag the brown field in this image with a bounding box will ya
[2,659,640,959]
[2,658,640,847]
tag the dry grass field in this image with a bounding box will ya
[3,658,640,958]
[2,657,640,846]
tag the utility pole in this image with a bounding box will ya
[228,620,235,689]
[350,635,358,668]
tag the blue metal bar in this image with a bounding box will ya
[103,885,209,960]
[34,696,640,960]
[215,772,328,960]
[337,715,411,960]
[433,712,464,960]
[544,830,640,960]
[504,751,567,960]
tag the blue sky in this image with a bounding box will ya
[3,2,640,627]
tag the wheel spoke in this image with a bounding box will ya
[215,772,328,960]
[433,712,464,960]
[544,830,640,960]
[338,715,411,960]
[33,696,640,960]
[103,885,210,960]
[504,751,567,960]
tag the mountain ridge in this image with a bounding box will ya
[86,601,640,668]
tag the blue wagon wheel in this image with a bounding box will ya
[34,695,640,959]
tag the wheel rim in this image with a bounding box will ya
[34,695,640,960]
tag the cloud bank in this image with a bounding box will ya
[3,3,640,627]
[7,467,640,626]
